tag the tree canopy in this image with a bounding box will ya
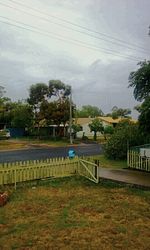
[0,82,72,137]
[129,60,150,138]
[108,106,131,119]
[0,86,12,127]
[104,126,114,140]
[27,80,72,135]
[128,60,150,102]
[76,105,103,118]
[28,83,48,106]
[105,120,143,159]
[11,102,33,129]
[48,80,71,99]
[138,97,150,137]
[89,118,104,140]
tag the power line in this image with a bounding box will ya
[4,0,150,53]
[2,1,150,55]
[0,15,135,61]
[0,15,143,62]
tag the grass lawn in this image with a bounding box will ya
[0,138,70,151]
[90,155,127,169]
[0,176,149,249]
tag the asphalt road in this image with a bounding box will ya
[0,144,102,163]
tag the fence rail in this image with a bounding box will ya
[0,157,76,169]
[127,150,150,172]
[0,157,79,188]
[78,159,99,183]
[0,156,100,188]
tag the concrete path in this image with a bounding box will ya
[99,168,150,188]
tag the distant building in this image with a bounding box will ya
[74,116,137,138]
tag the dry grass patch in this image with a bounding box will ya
[0,140,30,151]
[0,138,69,151]
[0,177,150,249]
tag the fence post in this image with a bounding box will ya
[94,160,99,181]
[14,169,17,190]
[127,150,129,167]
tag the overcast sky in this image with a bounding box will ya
[0,0,150,118]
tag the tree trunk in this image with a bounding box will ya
[63,124,66,137]
[94,131,97,141]
[52,126,56,138]
[37,122,40,140]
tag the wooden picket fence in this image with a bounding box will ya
[0,156,99,188]
[127,150,150,172]
[78,159,99,183]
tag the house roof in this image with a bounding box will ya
[99,116,137,124]
[98,116,123,124]
[75,116,137,125]
[74,117,94,125]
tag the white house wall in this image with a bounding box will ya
[76,123,103,138]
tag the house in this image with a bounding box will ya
[98,116,137,127]
[74,117,94,138]
[74,116,137,138]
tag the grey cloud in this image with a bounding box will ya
[83,0,150,57]
[0,0,149,119]
[72,59,139,116]
[0,32,86,99]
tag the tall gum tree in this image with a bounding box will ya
[28,80,72,137]
[128,60,150,101]
[129,60,150,139]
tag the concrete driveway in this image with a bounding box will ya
[99,168,150,188]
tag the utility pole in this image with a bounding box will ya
[69,88,73,144]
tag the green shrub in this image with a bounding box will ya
[104,125,114,140]
[104,120,143,159]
